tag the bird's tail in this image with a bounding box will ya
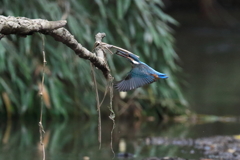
[158,73,168,79]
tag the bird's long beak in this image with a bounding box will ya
[116,50,129,58]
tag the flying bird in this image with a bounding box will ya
[115,50,168,92]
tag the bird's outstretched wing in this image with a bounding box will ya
[115,65,156,92]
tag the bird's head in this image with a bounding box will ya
[116,50,140,64]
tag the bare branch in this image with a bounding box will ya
[0,15,111,79]
[0,15,66,35]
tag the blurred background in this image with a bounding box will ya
[1,0,240,159]
[167,0,240,116]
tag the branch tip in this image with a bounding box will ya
[95,33,106,43]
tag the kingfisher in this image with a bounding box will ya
[115,50,168,92]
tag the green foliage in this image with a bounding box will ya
[0,0,187,118]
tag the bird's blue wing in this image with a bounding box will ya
[115,65,156,92]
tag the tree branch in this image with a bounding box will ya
[0,15,111,79]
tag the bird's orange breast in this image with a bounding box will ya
[151,74,160,80]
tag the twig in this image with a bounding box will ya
[39,34,47,160]
[93,33,116,156]
[92,33,109,150]
[90,62,101,149]
[99,84,109,107]
[90,33,108,149]
[91,33,108,150]
[108,78,115,158]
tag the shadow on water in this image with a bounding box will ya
[1,118,240,160]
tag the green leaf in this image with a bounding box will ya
[95,0,107,18]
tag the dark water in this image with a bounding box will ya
[0,118,240,160]
[175,14,240,116]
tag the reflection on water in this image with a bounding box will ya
[0,118,240,160]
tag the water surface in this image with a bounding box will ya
[0,118,240,160]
